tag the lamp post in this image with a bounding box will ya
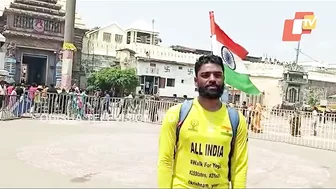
[61,0,77,90]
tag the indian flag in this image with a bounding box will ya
[221,125,233,136]
[209,11,260,95]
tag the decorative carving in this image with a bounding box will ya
[5,42,17,58]
[57,48,63,60]
[45,20,61,33]
[287,77,307,84]
[3,25,8,32]
[284,63,305,73]
[187,68,193,75]
[13,15,61,33]
[14,15,33,29]
[281,62,309,107]
[146,67,159,74]
[164,65,170,72]
[33,19,45,32]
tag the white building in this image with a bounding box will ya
[82,22,201,97]
[82,22,336,105]
[245,61,336,107]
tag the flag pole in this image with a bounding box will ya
[232,87,235,104]
[294,40,301,64]
[210,11,228,103]
[209,11,215,53]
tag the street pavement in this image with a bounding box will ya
[0,119,336,188]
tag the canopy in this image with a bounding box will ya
[328,94,336,98]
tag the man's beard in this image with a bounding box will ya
[198,83,224,99]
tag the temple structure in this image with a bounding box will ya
[0,0,87,86]
[280,63,308,107]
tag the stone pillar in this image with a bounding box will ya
[61,0,76,90]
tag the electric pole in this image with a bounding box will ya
[294,41,301,64]
[61,0,77,90]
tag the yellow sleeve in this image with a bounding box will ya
[230,112,248,188]
[157,104,180,188]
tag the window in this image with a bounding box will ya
[150,63,156,67]
[181,79,184,83]
[140,36,146,43]
[159,78,166,88]
[126,31,131,44]
[139,76,145,85]
[115,34,123,43]
[103,32,111,42]
[178,66,183,70]
[195,88,198,91]
[167,78,175,87]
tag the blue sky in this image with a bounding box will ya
[76,1,336,64]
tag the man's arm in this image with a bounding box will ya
[157,105,180,188]
[231,112,248,188]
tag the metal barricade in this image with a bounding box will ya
[20,93,177,123]
[0,94,24,120]
[4,91,336,151]
[239,107,336,151]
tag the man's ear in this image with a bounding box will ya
[194,77,198,88]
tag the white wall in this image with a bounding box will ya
[83,24,126,57]
[308,72,336,83]
[137,61,197,98]
[82,24,202,64]
[246,62,283,78]
[250,76,282,107]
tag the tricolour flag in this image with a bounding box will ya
[209,11,260,95]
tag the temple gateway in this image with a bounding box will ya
[0,0,87,86]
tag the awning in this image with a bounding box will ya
[328,94,336,98]
[63,42,77,51]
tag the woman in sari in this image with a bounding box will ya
[252,103,264,133]
[72,87,85,119]
[8,86,17,108]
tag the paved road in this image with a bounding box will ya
[0,120,336,188]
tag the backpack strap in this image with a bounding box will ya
[174,100,193,157]
[227,106,240,182]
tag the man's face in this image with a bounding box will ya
[194,63,224,99]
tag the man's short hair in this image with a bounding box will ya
[194,55,224,76]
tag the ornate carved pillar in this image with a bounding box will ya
[55,49,63,88]
[296,89,299,102]
[4,41,17,77]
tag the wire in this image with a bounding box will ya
[296,49,320,62]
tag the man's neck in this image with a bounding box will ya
[197,96,222,112]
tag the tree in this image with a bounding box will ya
[87,67,139,96]
[307,89,319,106]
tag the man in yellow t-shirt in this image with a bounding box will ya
[157,55,248,188]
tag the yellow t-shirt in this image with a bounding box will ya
[158,98,248,189]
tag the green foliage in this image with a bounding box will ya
[87,67,139,95]
[307,89,319,106]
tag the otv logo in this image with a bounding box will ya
[282,12,317,42]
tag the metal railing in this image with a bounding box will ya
[1,92,336,151]
[243,108,336,151]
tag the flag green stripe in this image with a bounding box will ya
[224,65,261,95]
